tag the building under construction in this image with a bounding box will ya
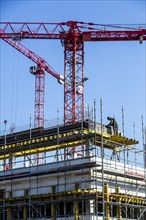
[0,21,146,219]
[0,114,145,220]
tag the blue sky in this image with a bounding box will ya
[0,0,145,149]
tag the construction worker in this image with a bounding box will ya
[106,117,118,135]
[5,163,9,170]
[2,161,9,170]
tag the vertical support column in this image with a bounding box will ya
[116,186,122,220]
[33,64,45,128]
[30,64,45,165]
[9,153,16,169]
[104,183,110,220]
[74,183,79,220]
[9,154,12,170]
[64,35,84,124]
[7,192,12,220]
[23,206,27,220]
[51,186,56,220]
[64,35,84,160]
[85,139,90,157]
[23,189,28,220]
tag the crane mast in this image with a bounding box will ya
[30,64,45,127]
[64,23,84,124]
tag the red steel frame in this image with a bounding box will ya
[0,28,62,128]
[1,21,146,127]
[64,34,84,124]
[0,21,146,41]
[34,65,45,127]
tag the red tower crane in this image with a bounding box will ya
[0,21,146,126]
[0,28,64,128]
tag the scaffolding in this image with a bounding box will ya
[0,106,145,220]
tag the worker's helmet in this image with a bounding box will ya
[107,116,111,120]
